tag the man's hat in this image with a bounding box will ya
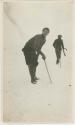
[42,27,50,32]
[58,35,62,37]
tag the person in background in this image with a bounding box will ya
[53,35,66,64]
[22,28,50,84]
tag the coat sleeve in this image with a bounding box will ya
[61,40,64,49]
[33,35,45,52]
[53,40,56,48]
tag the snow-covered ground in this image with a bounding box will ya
[3,1,72,123]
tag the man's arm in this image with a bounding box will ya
[53,40,56,48]
[37,50,46,60]
[61,40,66,56]
[33,34,46,60]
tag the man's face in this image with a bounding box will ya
[42,29,49,36]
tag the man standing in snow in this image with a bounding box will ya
[53,35,66,64]
[22,28,50,84]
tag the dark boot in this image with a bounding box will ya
[34,76,39,81]
[56,59,59,64]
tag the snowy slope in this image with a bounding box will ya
[3,1,72,122]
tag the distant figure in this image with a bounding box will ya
[53,35,66,64]
[22,28,50,84]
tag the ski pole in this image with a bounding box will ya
[44,60,52,84]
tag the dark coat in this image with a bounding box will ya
[53,38,64,51]
[22,34,46,66]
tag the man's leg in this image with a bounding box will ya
[34,66,39,80]
[56,50,61,64]
[55,50,59,64]
[32,52,39,81]
[28,65,37,83]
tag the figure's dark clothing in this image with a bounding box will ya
[53,38,64,63]
[22,34,46,66]
[55,49,61,60]
[22,34,46,82]
[23,47,38,66]
[53,38,64,51]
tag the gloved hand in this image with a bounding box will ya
[63,50,66,56]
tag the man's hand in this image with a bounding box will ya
[42,54,46,60]
[38,50,46,60]
[63,50,66,56]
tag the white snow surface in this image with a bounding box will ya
[3,1,72,123]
